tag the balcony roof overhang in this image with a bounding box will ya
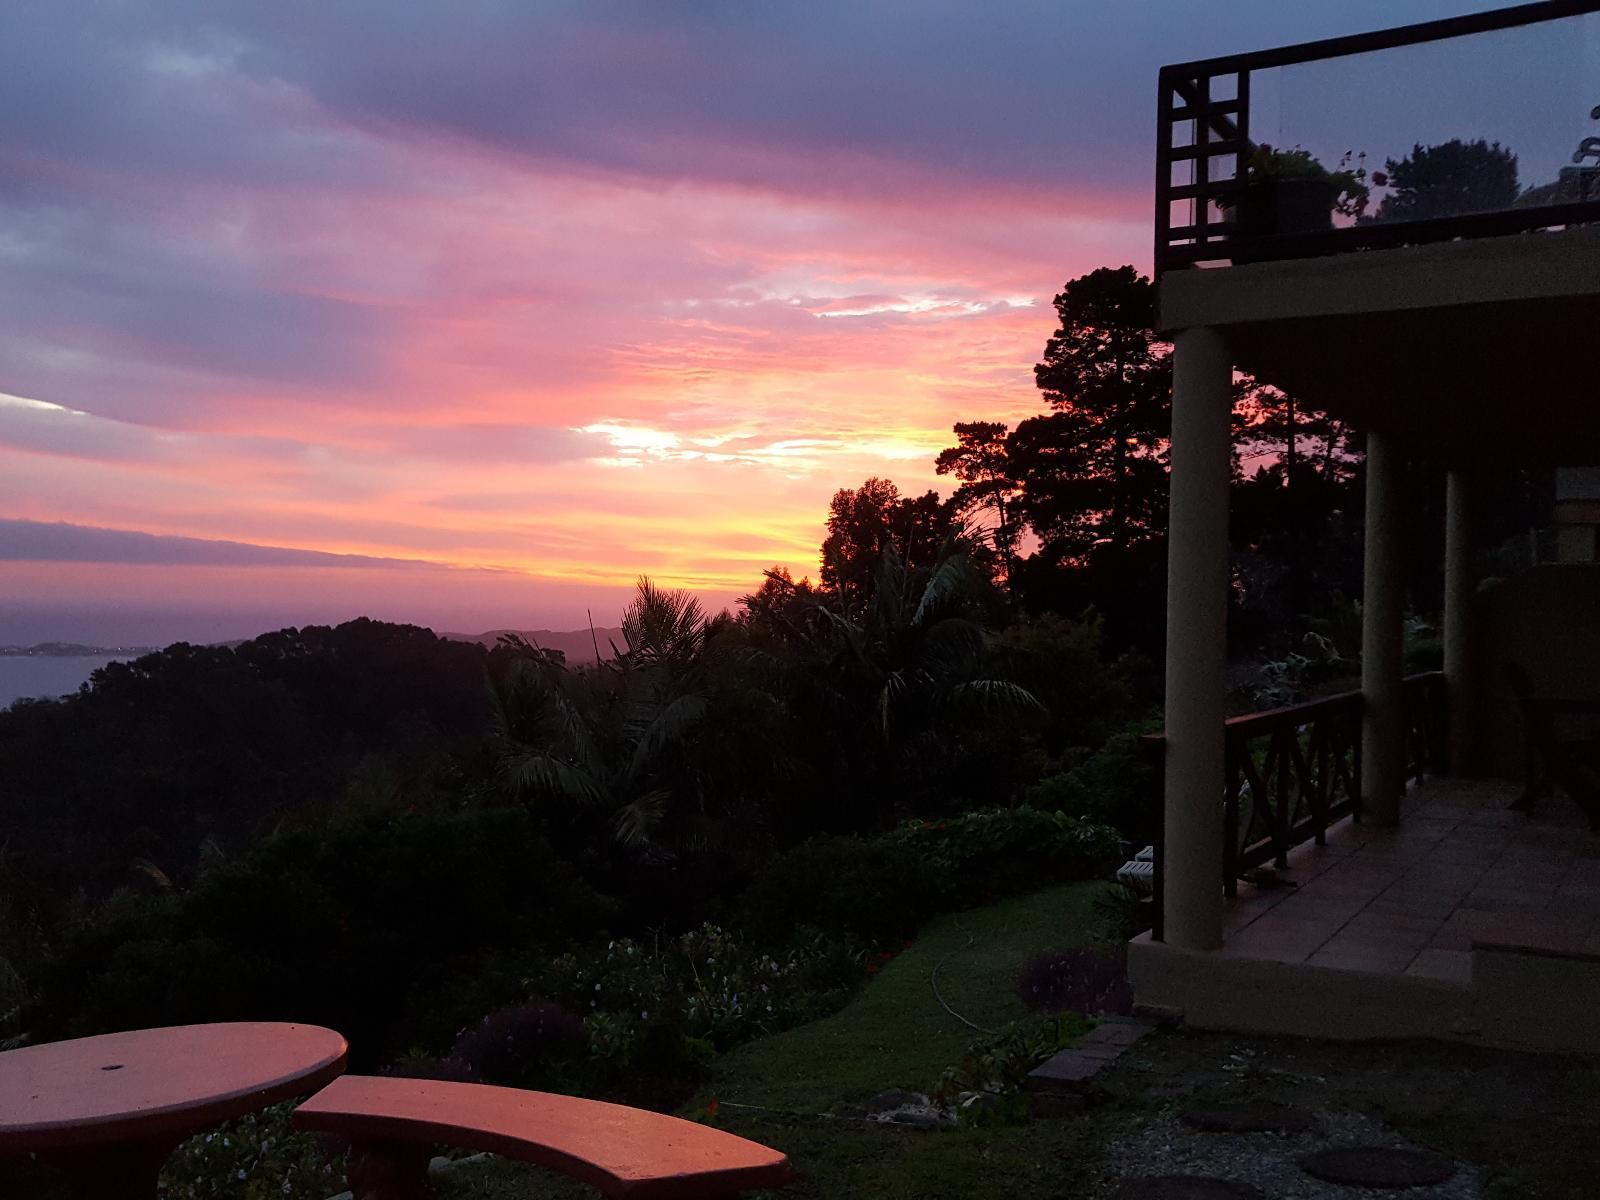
[1158,226,1600,466]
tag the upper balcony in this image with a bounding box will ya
[1155,0,1600,277]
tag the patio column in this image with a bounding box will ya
[1361,431,1406,825]
[1162,325,1232,951]
[1443,469,1474,774]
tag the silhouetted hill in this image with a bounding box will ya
[439,627,626,665]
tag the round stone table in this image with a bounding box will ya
[0,1022,347,1199]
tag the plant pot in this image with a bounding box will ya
[1232,177,1338,238]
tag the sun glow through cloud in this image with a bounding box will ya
[0,0,1471,642]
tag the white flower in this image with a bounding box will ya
[237,1169,247,1181]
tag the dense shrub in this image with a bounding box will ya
[161,1102,337,1200]
[741,807,1122,943]
[933,1014,1090,1123]
[882,807,1123,897]
[739,836,935,943]
[449,1001,586,1088]
[35,807,614,1063]
[533,924,859,1055]
[1024,730,1160,842]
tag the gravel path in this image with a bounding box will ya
[1104,1109,1481,1200]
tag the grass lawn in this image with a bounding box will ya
[434,880,1600,1199]
[437,881,1119,1199]
[705,881,1110,1114]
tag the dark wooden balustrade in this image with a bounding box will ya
[1403,669,1450,784]
[1142,671,1449,939]
[1220,689,1364,897]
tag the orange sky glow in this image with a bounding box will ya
[0,1,1476,643]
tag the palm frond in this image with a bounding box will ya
[875,541,907,629]
[878,667,937,736]
[917,617,986,678]
[912,554,975,627]
[622,576,707,668]
[614,788,671,847]
[627,693,708,780]
[501,750,604,806]
[940,678,1048,718]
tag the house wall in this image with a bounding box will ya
[1469,563,1600,778]
[1129,934,1600,1053]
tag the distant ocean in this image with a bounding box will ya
[0,655,127,708]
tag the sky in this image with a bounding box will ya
[0,0,1513,646]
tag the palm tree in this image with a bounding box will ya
[741,527,1045,826]
[491,579,709,852]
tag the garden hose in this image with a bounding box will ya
[929,919,995,1035]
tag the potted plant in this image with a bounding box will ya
[1219,145,1374,238]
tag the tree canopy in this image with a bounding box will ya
[1372,138,1520,222]
[935,420,1020,574]
[1015,266,1171,563]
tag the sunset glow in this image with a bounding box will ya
[0,0,1483,642]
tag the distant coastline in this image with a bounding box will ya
[1,651,142,707]
[1,625,627,709]
[1,641,158,658]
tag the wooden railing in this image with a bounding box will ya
[1403,670,1450,783]
[1220,689,1364,898]
[1142,670,1450,940]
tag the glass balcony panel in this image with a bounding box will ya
[1260,15,1600,229]
[1157,7,1600,270]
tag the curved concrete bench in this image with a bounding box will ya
[294,1075,793,1200]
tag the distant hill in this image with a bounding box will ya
[438,627,627,665]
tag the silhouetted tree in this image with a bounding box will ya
[1013,266,1172,564]
[1231,378,1365,645]
[819,478,971,614]
[493,578,711,851]
[935,420,1020,580]
[1372,138,1520,222]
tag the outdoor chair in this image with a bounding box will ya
[1505,663,1600,828]
[294,1074,793,1200]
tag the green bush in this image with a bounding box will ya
[882,807,1123,897]
[532,924,860,1057]
[740,808,1122,944]
[161,1101,337,1200]
[933,1014,1091,1124]
[739,835,936,943]
[1024,730,1160,842]
[36,807,615,1063]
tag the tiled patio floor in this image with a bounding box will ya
[1219,778,1600,984]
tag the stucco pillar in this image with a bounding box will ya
[1361,431,1406,825]
[1443,469,1474,774]
[1161,326,1232,951]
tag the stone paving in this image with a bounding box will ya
[1027,1016,1157,1098]
[1218,779,1600,982]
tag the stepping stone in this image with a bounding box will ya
[1025,1049,1103,1093]
[1299,1146,1457,1188]
[1180,1100,1317,1135]
[1111,1176,1266,1200]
